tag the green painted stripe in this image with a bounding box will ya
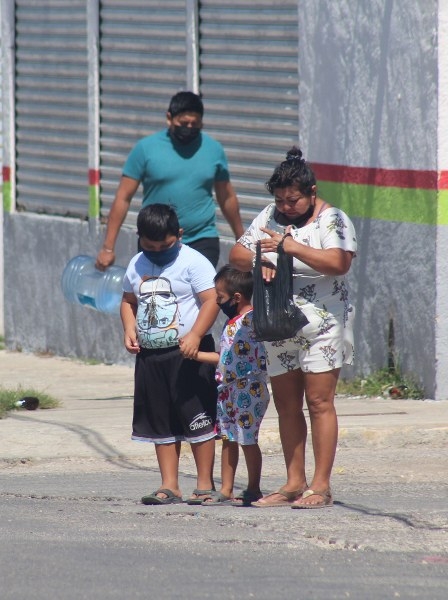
[2,182,12,213]
[88,185,100,219]
[438,190,448,225]
[318,181,440,225]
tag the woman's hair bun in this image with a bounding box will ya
[286,146,304,162]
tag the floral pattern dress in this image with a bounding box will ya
[238,204,357,374]
[215,310,270,444]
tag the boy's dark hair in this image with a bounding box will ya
[214,265,253,300]
[137,204,180,240]
[168,91,204,118]
[266,146,316,196]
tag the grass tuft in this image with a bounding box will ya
[337,367,424,400]
[0,386,60,419]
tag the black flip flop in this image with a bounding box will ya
[231,490,263,507]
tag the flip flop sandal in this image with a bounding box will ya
[251,487,307,507]
[231,490,263,507]
[141,488,183,505]
[201,492,233,506]
[291,489,333,509]
[186,488,216,505]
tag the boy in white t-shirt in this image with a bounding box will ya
[121,204,219,505]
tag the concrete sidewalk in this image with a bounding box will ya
[0,349,447,468]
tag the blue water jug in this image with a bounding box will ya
[61,255,125,316]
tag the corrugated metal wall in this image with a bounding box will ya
[14,0,89,216]
[10,0,299,232]
[99,0,188,217]
[199,0,299,236]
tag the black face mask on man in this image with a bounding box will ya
[172,125,201,145]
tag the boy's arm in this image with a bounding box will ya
[179,288,220,360]
[120,292,140,354]
[196,351,220,365]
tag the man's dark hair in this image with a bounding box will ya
[137,204,180,240]
[168,91,204,118]
[214,265,253,300]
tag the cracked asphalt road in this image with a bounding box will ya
[1,350,447,598]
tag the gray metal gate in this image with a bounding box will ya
[11,0,299,230]
[199,0,299,236]
[15,0,89,216]
[99,0,188,217]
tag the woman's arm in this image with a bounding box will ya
[229,240,279,283]
[260,227,353,276]
[228,242,254,272]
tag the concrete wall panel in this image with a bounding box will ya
[4,212,132,365]
[3,212,230,367]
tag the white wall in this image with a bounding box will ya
[299,0,437,171]
[298,0,440,397]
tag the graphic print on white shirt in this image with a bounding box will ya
[136,276,179,349]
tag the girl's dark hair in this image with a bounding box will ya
[168,91,204,117]
[137,204,180,240]
[265,146,316,196]
[214,265,253,300]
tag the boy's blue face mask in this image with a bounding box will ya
[142,242,180,266]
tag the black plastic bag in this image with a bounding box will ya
[252,240,309,342]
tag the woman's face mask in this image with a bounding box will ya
[142,242,180,266]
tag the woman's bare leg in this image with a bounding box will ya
[255,369,308,505]
[294,369,339,506]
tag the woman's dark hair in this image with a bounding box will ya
[214,265,253,300]
[265,146,316,196]
[168,91,204,117]
[137,204,180,240]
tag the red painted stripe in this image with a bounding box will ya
[438,171,448,190]
[311,163,444,190]
[2,166,11,182]
[88,168,100,186]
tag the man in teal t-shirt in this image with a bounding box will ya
[96,92,244,269]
